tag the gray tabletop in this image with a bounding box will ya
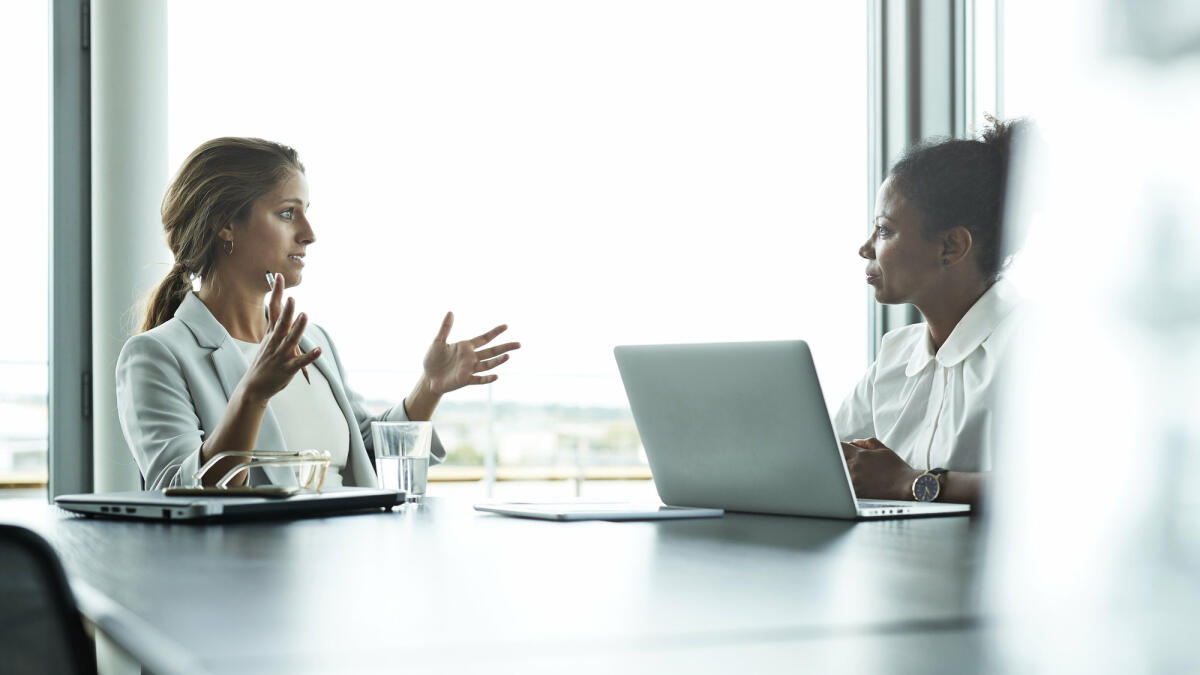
[0,498,986,674]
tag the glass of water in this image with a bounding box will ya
[370,421,433,502]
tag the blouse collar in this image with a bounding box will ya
[905,278,1021,376]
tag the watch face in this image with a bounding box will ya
[913,473,940,502]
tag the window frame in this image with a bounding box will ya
[866,0,982,361]
[48,0,92,499]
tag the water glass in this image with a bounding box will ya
[371,421,433,502]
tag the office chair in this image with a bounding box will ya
[0,524,98,675]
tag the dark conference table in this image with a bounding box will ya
[0,497,988,674]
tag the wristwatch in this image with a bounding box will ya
[912,468,948,502]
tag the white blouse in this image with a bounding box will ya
[832,279,1022,473]
[231,338,352,488]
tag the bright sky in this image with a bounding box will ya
[1,1,49,365]
[167,0,871,408]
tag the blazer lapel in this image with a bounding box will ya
[177,294,297,487]
[303,334,346,409]
[210,342,246,402]
[302,333,376,488]
[206,343,297,487]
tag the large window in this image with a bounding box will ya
[0,1,50,488]
[167,2,868,495]
[964,0,1047,289]
[966,0,1048,125]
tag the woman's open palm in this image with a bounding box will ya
[422,312,520,395]
[241,274,322,403]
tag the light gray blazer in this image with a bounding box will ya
[116,292,445,489]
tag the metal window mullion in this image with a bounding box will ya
[867,0,886,363]
[956,0,972,136]
[868,0,960,359]
[49,0,93,500]
[995,0,1005,118]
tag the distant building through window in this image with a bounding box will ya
[0,0,50,487]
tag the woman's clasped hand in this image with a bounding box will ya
[839,438,921,501]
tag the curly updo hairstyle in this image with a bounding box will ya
[889,116,1025,282]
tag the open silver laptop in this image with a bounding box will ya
[613,341,969,520]
[55,487,405,522]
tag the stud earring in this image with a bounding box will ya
[942,258,949,266]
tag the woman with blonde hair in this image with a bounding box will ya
[117,137,519,489]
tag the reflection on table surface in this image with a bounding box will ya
[0,495,985,674]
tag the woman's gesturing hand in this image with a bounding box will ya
[422,312,520,396]
[241,274,322,405]
[839,437,922,501]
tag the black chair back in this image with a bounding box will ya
[0,524,98,675]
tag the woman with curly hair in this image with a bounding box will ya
[835,118,1025,508]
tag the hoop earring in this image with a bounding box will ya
[224,239,234,256]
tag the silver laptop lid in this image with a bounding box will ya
[55,488,404,521]
[614,340,860,519]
